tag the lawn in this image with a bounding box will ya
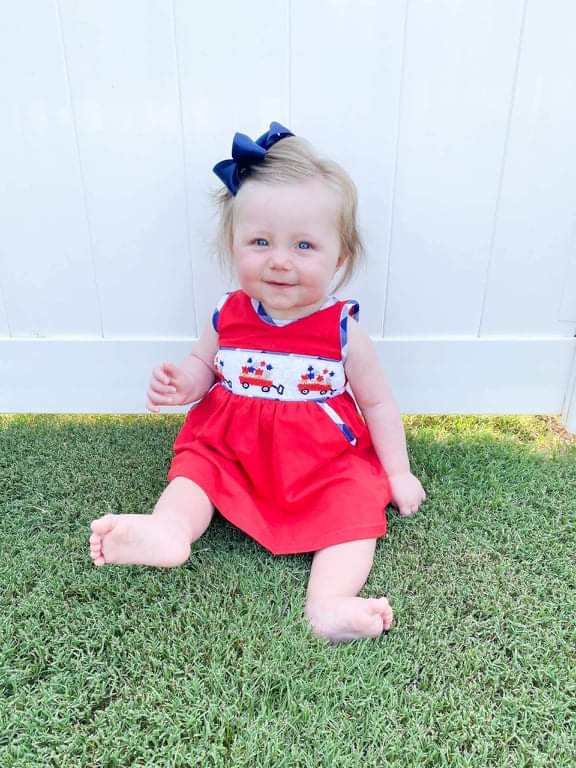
[1,414,574,767]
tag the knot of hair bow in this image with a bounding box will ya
[213,121,294,195]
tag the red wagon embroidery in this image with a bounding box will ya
[239,357,285,396]
[298,366,336,396]
[214,355,233,390]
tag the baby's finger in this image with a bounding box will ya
[399,500,420,517]
[147,389,177,408]
[396,500,409,516]
[146,397,160,413]
[154,364,173,385]
[161,362,181,382]
[149,379,177,396]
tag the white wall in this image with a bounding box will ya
[0,0,575,428]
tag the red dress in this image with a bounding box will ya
[167,290,390,554]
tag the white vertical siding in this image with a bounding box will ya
[0,277,9,336]
[0,2,100,338]
[479,0,576,336]
[383,0,525,337]
[173,0,291,331]
[292,0,406,336]
[58,0,195,337]
[0,0,574,420]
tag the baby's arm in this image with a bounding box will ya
[345,320,425,516]
[147,321,218,412]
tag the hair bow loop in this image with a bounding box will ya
[213,121,294,195]
[232,132,267,164]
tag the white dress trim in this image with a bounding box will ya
[214,347,346,401]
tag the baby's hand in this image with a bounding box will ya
[388,472,426,517]
[146,362,196,413]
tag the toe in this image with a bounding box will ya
[368,597,394,631]
[363,613,385,638]
[90,513,117,536]
[89,532,102,558]
[89,544,105,565]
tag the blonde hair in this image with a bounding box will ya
[212,136,364,291]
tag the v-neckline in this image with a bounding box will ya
[250,296,337,327]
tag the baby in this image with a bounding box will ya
[89,122,425,643]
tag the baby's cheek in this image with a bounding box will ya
[235,256,261,282]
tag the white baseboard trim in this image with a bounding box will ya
[1,337,575,432]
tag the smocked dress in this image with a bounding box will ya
[167,290,391,554]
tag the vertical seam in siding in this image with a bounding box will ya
[170,0,199,338]
[382,0,409,337]
[288,0,293,127]
[0,273,12,337]
[54,0,105,338]
[477,0,528,338]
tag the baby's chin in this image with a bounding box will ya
[259,295,329,322]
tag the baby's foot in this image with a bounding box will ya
[89,513,191,567]
[305,595,393,643]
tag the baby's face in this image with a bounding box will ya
[232,178,344,320]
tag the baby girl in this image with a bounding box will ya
[89,122,425,643]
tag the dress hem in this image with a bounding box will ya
[240,524,389,556]
[167,469,388,556]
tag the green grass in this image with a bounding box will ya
[1,414,574,767]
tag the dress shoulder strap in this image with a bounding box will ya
[211,291,233,332]
[339,299,360,362]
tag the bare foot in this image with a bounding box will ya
[305,595,393,643]
[89,513,191,567]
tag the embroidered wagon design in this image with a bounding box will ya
[214,348,345,400]
[214,355,233,390]
[297,365,336,396]
[238,357,285,395]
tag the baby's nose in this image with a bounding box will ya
[269,249,292,268]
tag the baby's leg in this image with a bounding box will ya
[89,477,213,567]
[304,538,393,643]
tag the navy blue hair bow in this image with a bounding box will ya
[213,121,294,195]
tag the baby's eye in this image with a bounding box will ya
[297,241,313,250]
[253,238,269,247]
